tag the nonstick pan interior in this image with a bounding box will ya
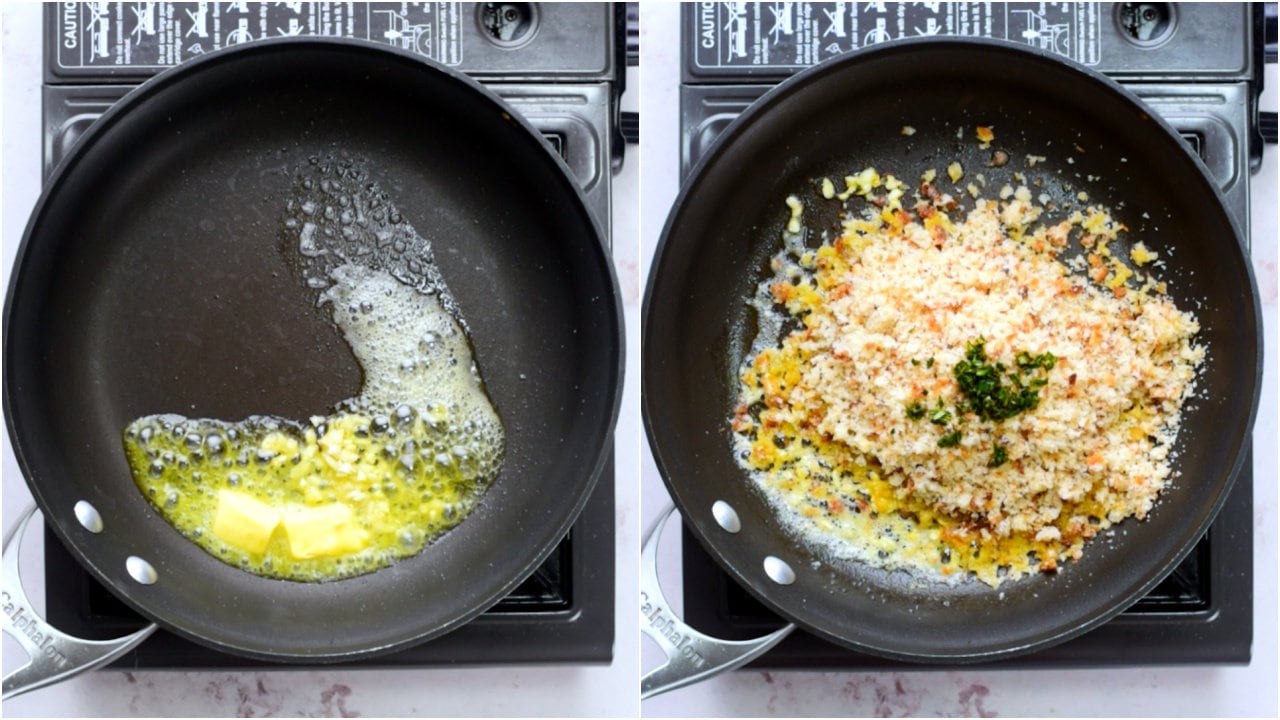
[5,40,622,660]
[643,39,1260,660]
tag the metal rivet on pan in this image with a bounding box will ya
[711,500,741,533]
[763,556,796,585]
[126,556,158,585]
[73,500,104,533]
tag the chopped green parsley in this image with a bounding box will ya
[954,338,1054,422]
[907,338,1055,462]
[988,444,1009,468]
[905,401,927,421]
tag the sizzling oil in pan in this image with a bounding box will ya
[122,156,505,582]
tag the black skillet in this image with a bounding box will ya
[4,39,622,662]
[643,39,1261,662]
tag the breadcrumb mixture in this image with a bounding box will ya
[732,165,1202,587]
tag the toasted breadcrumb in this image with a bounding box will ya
[733,169,1202,587]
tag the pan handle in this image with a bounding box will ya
[2,504,157,700]
[640,505,795,700]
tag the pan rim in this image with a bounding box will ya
[4,37,625,661]
[642,36,1262,662]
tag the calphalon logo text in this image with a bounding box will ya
[641,591,709,669]
[3,591,73,670]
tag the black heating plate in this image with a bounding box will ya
[677,1,1257,668]
[38,1,619,668]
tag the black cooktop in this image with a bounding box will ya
[38,1,624,668]
[676,1,1263,668]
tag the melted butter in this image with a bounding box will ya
[736,414,1082,587]
[123,156,504,582]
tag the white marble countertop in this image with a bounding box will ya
[0,2,641,716]
[638,2,1277,717]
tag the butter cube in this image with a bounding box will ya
[211,490,281,555]
[260,432,300,457]
[283,503,369,559]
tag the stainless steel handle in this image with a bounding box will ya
[2,504,157,700]
[639,505,794,700]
